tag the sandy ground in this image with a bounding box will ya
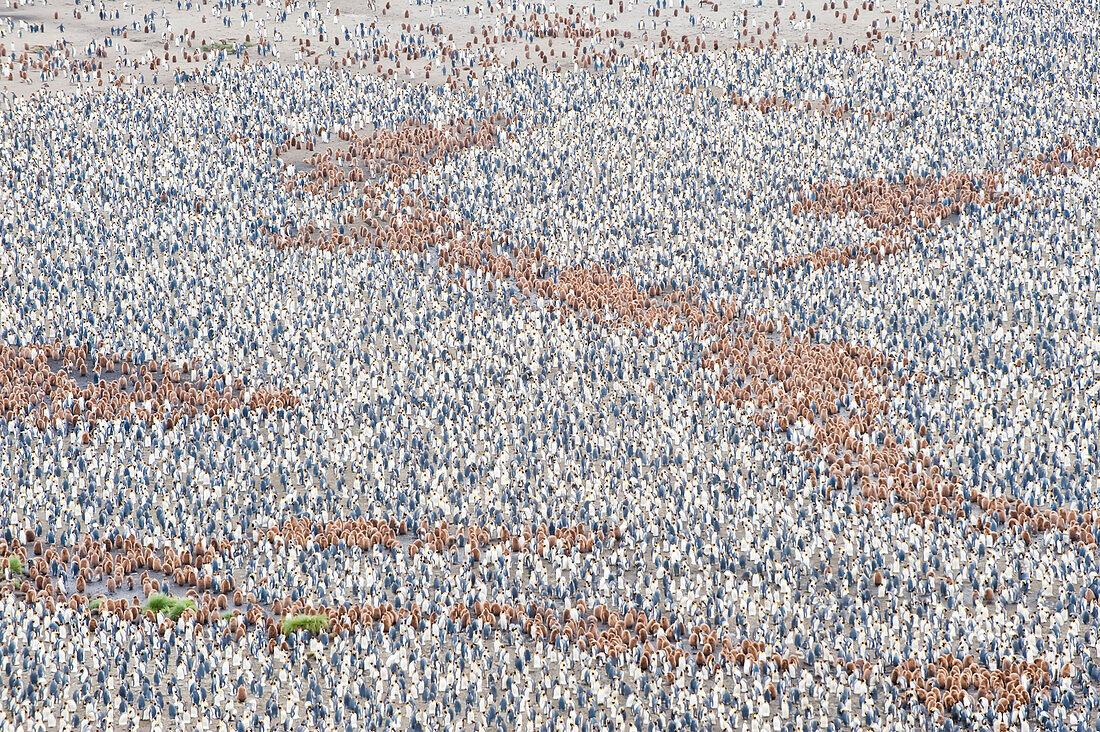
[0,0,957,95]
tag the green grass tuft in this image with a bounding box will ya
[282,614,329,637]
[144,593,172,613]
[88,597,104,611]
[142,593,197,621]
[6,557,23,575]
[201,41,239,52]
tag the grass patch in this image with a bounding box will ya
[282,614,329,637]
[201,41,239,52]
[141,593,197,621]
[220,611,234,620]
[88,597,104,611]
[6,557,23,575]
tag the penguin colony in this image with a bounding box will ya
[1,0,1100,730]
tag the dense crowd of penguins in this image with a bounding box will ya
[1,0,1100,729]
